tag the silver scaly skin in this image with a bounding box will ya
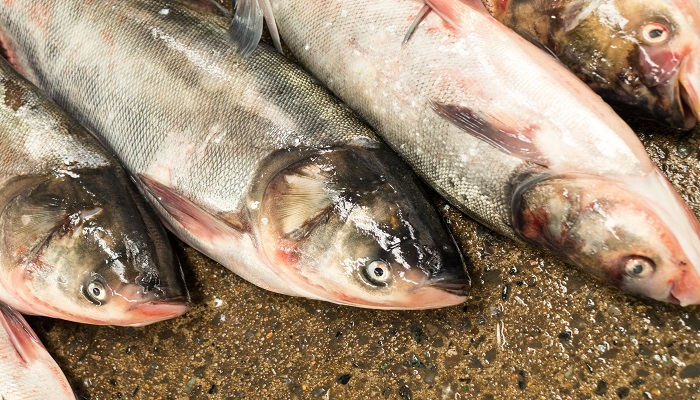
[0,0,470,309]
[0,56,188,326]
[266,0,700,305]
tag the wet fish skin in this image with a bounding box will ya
[491,0,700,129]
[0,56,189,326]
[0,0,470,309]
[0,304,75,399]
[267,0,700,304]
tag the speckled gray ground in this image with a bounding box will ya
[22,117,700,399]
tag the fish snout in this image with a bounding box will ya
[679,54,700,128]
[423,239,471,296]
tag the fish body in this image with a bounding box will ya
[0,0,470,309]
[265,0,700,304]
[491,0,700,129]
[0,304,74,399]
[0,56,188,326]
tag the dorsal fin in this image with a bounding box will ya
[404,0,491,45]
[227,0,282,57]
[403,4,431,45]
[425,0,490,30]
[512,27,562,63]
[228,0,263,57]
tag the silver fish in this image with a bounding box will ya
[263,0,700,305]
[0,304,74,399]
[0,56,188,325]
[0,0,470,309]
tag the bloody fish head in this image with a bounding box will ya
[545,0,700,128]
[0,168,189,325]
[255,146,470,309]
[513,171,700,305]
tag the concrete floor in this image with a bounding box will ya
[25,117,700,399]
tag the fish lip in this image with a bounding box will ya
[124,297,190,326]
[666,292,681,305]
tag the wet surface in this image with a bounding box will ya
[24,117,700,398]
[18,1,700,398]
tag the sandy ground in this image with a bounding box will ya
[25,117,700,399]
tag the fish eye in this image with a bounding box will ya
[83,276,111,305]
[624,257,655,279]
[641,23,670,44]
[362,260,393,287]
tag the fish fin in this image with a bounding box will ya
[138,174,244,241]
[512,27,561,62]
[425,0,490,30]
[403,4,431,46]
[560,0,603,33]
[270,166,335,240]
[227,0,264,57]
[258,0,283,54]
[202,0,232,17]
[431,101,550,166]
[0,304,43,366]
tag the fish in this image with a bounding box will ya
[0,304,75,399]
[0,0,471,309]
[489,0,700,129]
[0,55,189,326]
[262,0,700,305]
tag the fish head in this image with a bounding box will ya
[1,168,189,325]
[514,171,700,305]
[551,0,700,128]
[257,146,470,309]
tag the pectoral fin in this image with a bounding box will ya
[431,101,550,166]
[138,174,243,242]
[0,304,42,366]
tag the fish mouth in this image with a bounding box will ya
[428,277,470,296]
[124,297,190,326]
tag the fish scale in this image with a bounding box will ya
[0,0,472,309]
